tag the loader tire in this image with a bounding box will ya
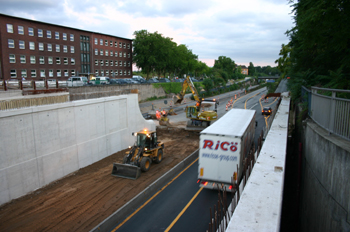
[140,157,151,172]
[154,149,163,164]
[122,155,128,164]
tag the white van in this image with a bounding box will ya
[90,76,110,85]
[67,76,88,87]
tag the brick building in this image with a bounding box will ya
[0,13,132,81]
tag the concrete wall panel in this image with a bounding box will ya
[0,94,155,206]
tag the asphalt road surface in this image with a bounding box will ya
[112,84,285,232]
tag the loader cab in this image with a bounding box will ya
[186,106,198,119]
[135,131,157,149]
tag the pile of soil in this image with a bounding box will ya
[0,129,199,232]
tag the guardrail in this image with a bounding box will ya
[302,86,350,141]
[0,80,68,90]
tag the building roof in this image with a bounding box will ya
[0,13,133,41]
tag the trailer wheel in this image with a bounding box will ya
[154,149,163,164]
[140,157,151,172]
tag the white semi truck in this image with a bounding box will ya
[198,108,256,191]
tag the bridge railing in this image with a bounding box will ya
[302,86,350,141]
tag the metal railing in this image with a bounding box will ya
[302,86,350,141]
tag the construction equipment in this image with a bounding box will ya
[174,76,218,131]
[112,129,164,179]
[159,110,171,126]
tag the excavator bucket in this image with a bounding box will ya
[111,163,141,180]
[174,94,183,104]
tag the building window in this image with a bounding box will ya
[9,54,16,63]
[40,70,46,78]
[123,52,126,58]
[70,34,74,41]
[10,69,17,78]
[100,60,103,66]
[100,39,103,45]
[115,70,118,76]
[64,70,69,77]
[64,57,68,65]
[119,61,122,66]
[47,30,51,38]
[101,70,104,76]
[8,39,15,48]
[39,56,45,64]
[29,42,35,50]
[18,26,24,35]
[110,60,113,66]
[128,70,131,75]
[95,70,99,76]
[21,70,27,78]
[105,60,109,66]
[55,32,59,40]
[47,44,52,51]
[124,61,126,66]
[115,60,118,66]
[7,24,13,33]
[106,70,109,76]
[95,60,98,66]
[105,40,108,46]
[63,33,67,40]
[63,45,67,53]
[71,70,75,76]
[57,70,61,77]
[110,51,113,56]
[56,57,61,64]
[123,43,126,49]
[30,56,36,64]
[119,52,122,57]
[119,70,122,75]
[95,49,98,55]
[19,40,25,49]
[124,70,126,75]
[115,41,118,47]
[56,44,60,52]
[71,58,75,65]
[94,38,98,45]
[110,41,113,46]
[70,46,74,53]
[31,69,36,78]
[20,55,26,63]
[128,61,130,67]
[48,57,53,64]
[38,29,43,37]
[105,50,108,56]
[119,42,122,48]
[128,53,130,58]
[49,70,53,77]
[100,49,103,56]
[28,27,34,36]
[127,44,130,49]
[39,43,44,51]
[115,51,118,57]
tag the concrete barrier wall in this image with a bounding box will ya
[0,94,155,206]
[68,84,166,102]
[300,120,350,231]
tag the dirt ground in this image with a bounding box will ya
[0,128,199,232]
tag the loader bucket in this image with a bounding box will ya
[111,163,141,180]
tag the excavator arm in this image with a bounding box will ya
[174,76,201,104]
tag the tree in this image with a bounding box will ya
[248,62,256,76]
[275,43,292,79]
[202,78,214,93]
[213,56,236,80]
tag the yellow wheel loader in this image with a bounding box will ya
[112,129,164,179]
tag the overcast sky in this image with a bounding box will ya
[0,0,294,67]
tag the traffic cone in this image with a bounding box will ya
[183,98,186,104]
[226,104,228,111]
[235,94,237,100]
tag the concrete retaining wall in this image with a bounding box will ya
[69,84,166,102]
[301,120,350,231]
[0,94,155,206]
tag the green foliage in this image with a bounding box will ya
[153,82,183,94]
[283,0,350,99]
[248,62,256,76]
[202,78,214,93]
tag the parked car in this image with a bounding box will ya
[157,78,171,83]
[67,76,89,87]
[110,79,126,84]
[262,107,272,115]
[90,76,110,85]
[147,79,159,83]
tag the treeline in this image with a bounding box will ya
[276,0,350,100]
[133,30,280,82]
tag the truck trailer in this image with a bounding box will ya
[198,108,256,191]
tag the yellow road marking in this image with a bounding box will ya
[111,157,199,231]
[165,187,204,232]
[244,92,260,109]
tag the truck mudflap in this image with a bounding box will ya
[198,180,235,192]
[111,163,141,180]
